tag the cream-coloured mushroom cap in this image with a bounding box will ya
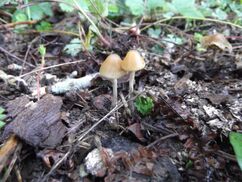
[121,50,145,71]
[99,54,126,79]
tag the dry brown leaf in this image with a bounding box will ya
[201,33,232,53]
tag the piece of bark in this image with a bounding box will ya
[2,94,66,148]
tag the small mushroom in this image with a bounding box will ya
[121,50,145,95]
[201,33,232,62]
[99,54,126,107]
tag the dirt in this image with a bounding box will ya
[0,17,241,182]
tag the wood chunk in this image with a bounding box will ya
[6,95,30,118]
[2,94,66,148]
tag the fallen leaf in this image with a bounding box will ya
[127,123,146,142]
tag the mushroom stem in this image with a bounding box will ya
[129,71,135,94]
[112,79,118,107]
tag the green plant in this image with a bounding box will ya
[229,132,242,170]
[36,21,52,31]
[0,107,6,129]
[134,96,154,116]
[64,38,82,56]
[12,2,53,22]
[38,44,46,65]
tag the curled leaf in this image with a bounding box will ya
[201,33,232,53]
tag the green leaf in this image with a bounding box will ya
[194,32,203,43]
[151,45,164,54]
[88,0,109,17]
[134,96,154,116]
[29,5,45,20]
[0,114,6,120]
[38,44,46,57]
[59,0,89,12]
[147,27,161,38]
[36,21,52,31]
[12,10,28,22]
[146,0,164,11]
[28,3,53,20]
[125,0,145,16]
[212,8,227,20]
[170,0,204,18]
[0,107,4,114]
[38,2,53,17]
[0,121,5,129]
[163,34,184,45]
[108,3,120,16]
[230,132,242,170]
[59,2,75,12]
[63,38,82,56]
[0,0,18,7]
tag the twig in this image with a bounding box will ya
[141,16,242,32]
[0,47,35,68]
[77,103,123,142]
[147,133,178,148]
[216,150,237,162]
[18,37,39,86]
[0,20,38,29]
[19,60,85,78]
[120,92,131,117]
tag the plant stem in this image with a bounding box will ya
[112,79,117,107]
[129,71,135,94]
[141,16,242,31]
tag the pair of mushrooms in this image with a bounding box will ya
[99,50,145,107]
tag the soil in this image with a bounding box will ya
[0,15,242,182]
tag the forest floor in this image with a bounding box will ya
[0,11,242,182]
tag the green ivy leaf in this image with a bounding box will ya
[134,96,154,116]
[125,0,145,16]
[230,132,242,170]
[63,38,82,56]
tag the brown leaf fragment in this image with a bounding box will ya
[93,94,112,113]
[2,94,66,148]
[201,33,232,53]
[127,123,146,142]
[37,149,74,170]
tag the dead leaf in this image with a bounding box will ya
[201,33,232,53]
[127,123,146,142]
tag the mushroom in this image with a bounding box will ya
[99,54,126,107]
[201,33,232,62]
[121,50,145,95]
